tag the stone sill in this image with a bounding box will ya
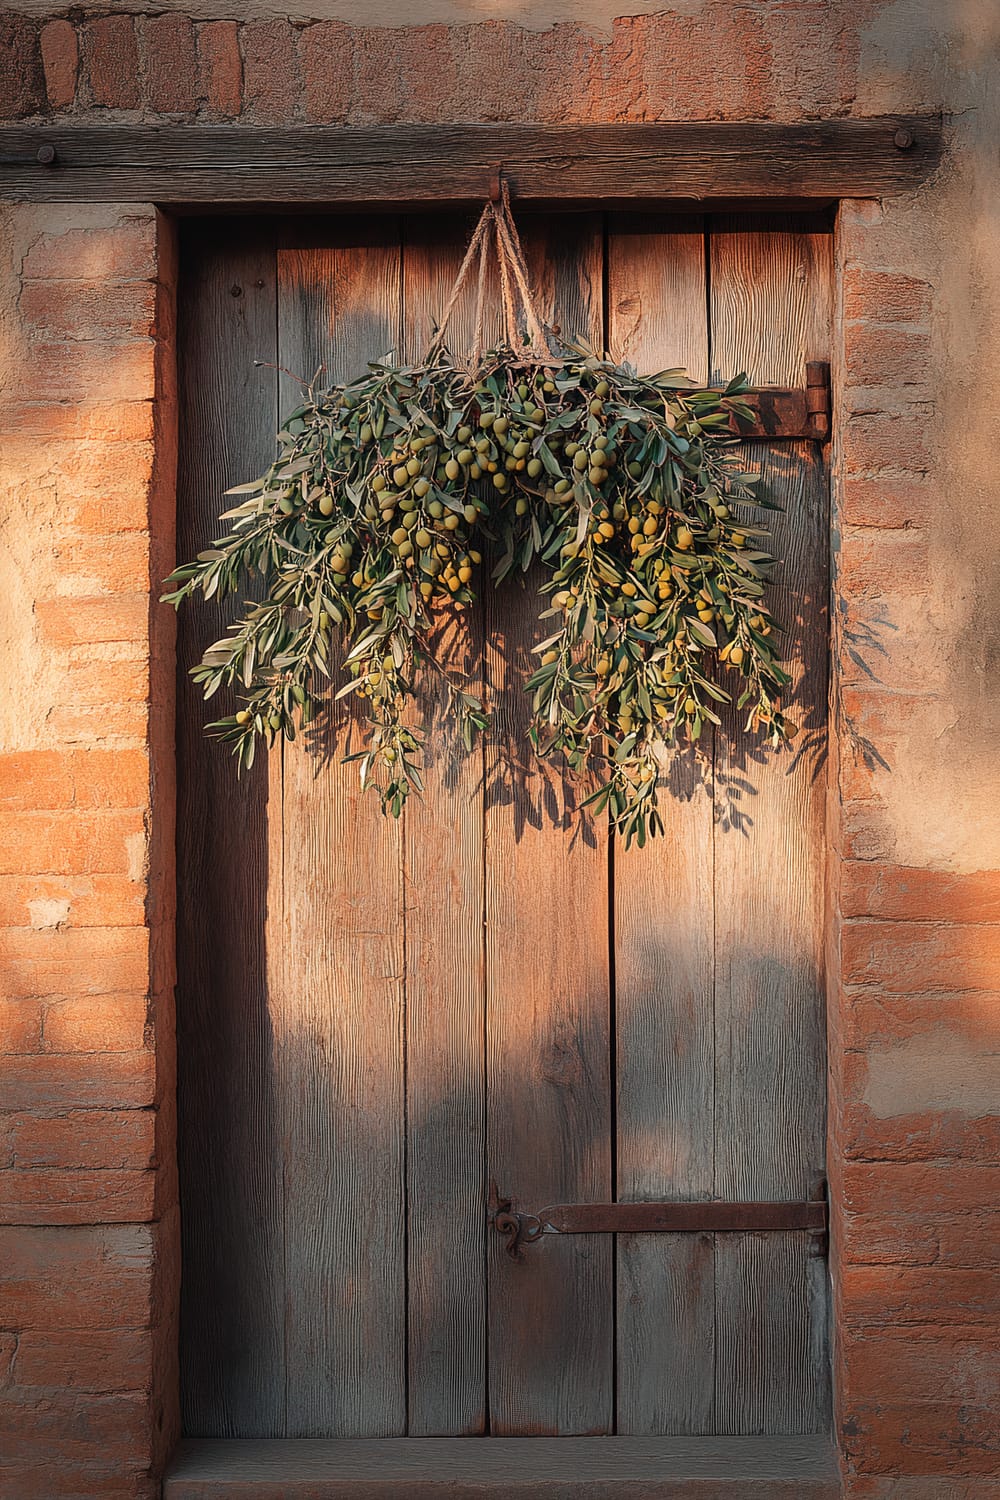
[165,1435,840,1498]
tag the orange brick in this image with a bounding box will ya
[841,1400,999,1476]
[0,1463,152,1498]
[29,340,156,404]
[0,874,145,929]
[197,19,242,118]
[840,409,932,475]
[47,702,151,745]
[242,19,301,123]
[842,919,1000,993]
[14,1328,155,1391]
[1,1387,152,1464]
[841,1163,1000,1219]
[836,799,898,863]
[0,749,149,813]
[0,998,44,1052]
[43,992,149,1051]
[843,268,934,325]
[143,13,197,115]
[837,1211,939,1267]
[0,1051,155,1110]
[0,810,146,878]
[835,527,931,599]
[35,595,149,648]
[0,14,45,119]
[18,279,158,341]
[22,219,156,282]
[7,1109,155,1169]
[835,1041,1000,1166]
[83,15,141,111]
[838,475,934,530]
[61,657,151,708]
[840,864,1000,922]
[0,1222,157,1329]
[0,401,155,443]
[840,1265,1000,1328]
[40,20,78,111]
[0,1167,156,1225]
[301,21,353,123]
[841,1325,1000,1408]
[844,323,932,388]
[0,927,148,1000]
[845,1483,1000,1498]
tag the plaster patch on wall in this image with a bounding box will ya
[864,1029,1000,1119]
[1,0,702,36]
[28,896,71,929]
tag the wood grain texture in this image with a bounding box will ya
[175,222,284,1438]
[399,217,494,1437]
[165,1434,840,1498]
[708,218,832,1435]
[608,218,717,1436]
[0,119,943,204]
[276,227,407,1437]
[484,213,614,1436]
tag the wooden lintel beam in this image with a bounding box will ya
[0,119,942,206]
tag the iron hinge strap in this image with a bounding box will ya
[488,1180,829,1259]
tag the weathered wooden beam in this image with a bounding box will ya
[0,119,942,205]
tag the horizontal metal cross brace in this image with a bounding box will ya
[0,118,942,205]
[488,1181,829,1257]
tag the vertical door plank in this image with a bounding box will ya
[175,222,285,1437]
[276,225,407,1437]
[485,213,614,1437]
[709,217,831,1435]
[400,215,498,1437]
[608,216,719,1435]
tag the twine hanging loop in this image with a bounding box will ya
[426,179,556,366]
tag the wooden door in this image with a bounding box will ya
[176,211,831,1441]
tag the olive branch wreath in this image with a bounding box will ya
[164,186,797,847]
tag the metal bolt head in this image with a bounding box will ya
[36,144,57,165]
[894,128,915,150]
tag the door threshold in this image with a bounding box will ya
[165,1435,840,1497]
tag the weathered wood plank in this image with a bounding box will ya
[485,212,614,1436]
[175,221,285,1438]
[399,215,496,1437]
[708,217,831,1435]
[276,225,407,1437]
[0,119,942,203]
[608,216,717,1436]
[165,1434,841,1498]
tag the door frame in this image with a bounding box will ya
[14,117,942,1490]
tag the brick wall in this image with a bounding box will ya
[0,204,179,1499]
[827,200,1000,1495]
[0,8,862,125]
[1,4,999,1498]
